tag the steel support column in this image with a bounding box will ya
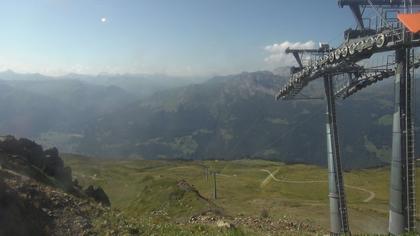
[324,75,350,235]
[389,48,416,235]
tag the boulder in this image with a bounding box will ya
[84,186,111,207]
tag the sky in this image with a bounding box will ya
[0,0,356,77]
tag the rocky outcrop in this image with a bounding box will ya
[84,185,111,207]
[0,161,117,236]
[44,147,63,176]
[0,136,73,188]
[43,147,72,187]
[0,136,128,235]
[0,135,45,169]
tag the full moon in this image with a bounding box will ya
[101,17,107,23]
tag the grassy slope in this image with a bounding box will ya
[63,154,420,235]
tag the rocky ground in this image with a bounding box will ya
[188,210,325,235]
[0,136,142,236]
[0,167,97,235]
[0,166,145,236]
[181,179,326,235]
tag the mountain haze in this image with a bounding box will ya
[0,70,416,169]
[0,71,199,152]
[78,71,411,169]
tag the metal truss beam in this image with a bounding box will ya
[277,28,420,100]
[335,58,420,99]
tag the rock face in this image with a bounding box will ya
[0,136,72,188]
[0,135,45,169]
[0,160,107,236]
[43,147,72,186]
[0,136,119,235]
[84,185,111,207]
[44,147,63,176]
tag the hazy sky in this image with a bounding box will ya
[0,0,355,76]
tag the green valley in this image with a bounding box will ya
[64,154,420,235]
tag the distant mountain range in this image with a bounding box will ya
[0,70,204,98]
[77,71,415,169]
[0,71,198,152]
[0,70,416,169]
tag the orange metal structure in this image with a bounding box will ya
[398,12,420,33]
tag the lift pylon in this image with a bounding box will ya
[275,2,420,234]
[389,46,416,235]
[324,75,350,235]
[280,47,351,235]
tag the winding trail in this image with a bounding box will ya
[260,169,375,203]
[346,185,376,203]
[166,165,376,203]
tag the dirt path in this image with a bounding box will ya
[168,165,237,178]
[260,169,375,203]
[167,166,376,203]
[345,185,375,203]
[167,166,197,171]
[217,173,237,178]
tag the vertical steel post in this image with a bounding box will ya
[213,172,217,200]
[389,47,416,235]
[324,75,350,235]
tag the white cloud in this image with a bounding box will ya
[264,40,316,66]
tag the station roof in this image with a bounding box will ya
[398,12,420,33]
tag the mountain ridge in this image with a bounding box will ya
[0,69,414,169]
[77,71,406,168]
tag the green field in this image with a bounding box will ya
[63,154,420,235]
